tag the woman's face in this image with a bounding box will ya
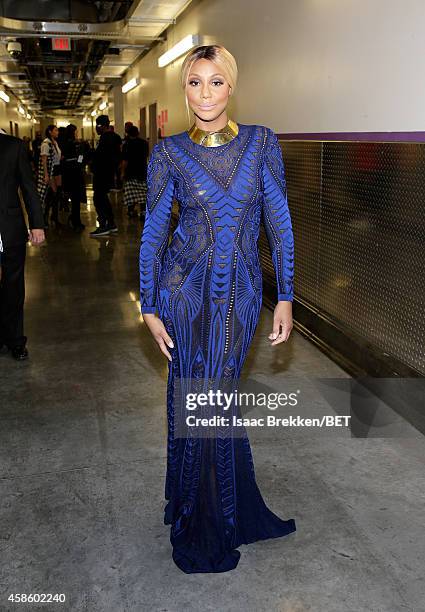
[186,58,231,122]
[51,126,59,139]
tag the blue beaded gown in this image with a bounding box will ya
[139,123,296,573]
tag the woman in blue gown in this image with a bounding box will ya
[139,44,296,573]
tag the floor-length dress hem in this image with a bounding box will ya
[164,499,296,574]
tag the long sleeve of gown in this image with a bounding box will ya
[139,142,175,314]
[261,128,295,302]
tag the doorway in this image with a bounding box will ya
[139,107,147,140]
[148,102,157,152]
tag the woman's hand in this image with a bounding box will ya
[44,173,50,185]
[142,313,174,361]
[268,301,293,345]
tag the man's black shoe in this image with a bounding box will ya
[90,226,110,237]
[11,346,29,360]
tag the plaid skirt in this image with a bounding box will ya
[123,178,147,208]
[36,142,55,205]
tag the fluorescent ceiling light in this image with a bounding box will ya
[158,34,200,68]
[0,90,10,103]
[18,105,26,115]
[90,110,97,117]
[26,113,31,119]
[121,77,139,94]
[99,100,107,110]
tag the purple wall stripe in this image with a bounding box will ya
[278,132,425,143]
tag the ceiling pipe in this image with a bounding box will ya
[0,16,173,35]
[0,32,165,43]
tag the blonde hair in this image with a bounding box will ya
[181,45,238,124]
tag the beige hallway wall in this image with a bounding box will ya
[123,0,425,136]
[0,95,35,138]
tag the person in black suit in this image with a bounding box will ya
[90,115,121,236]
[0,134,45,360]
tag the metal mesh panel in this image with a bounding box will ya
[260,140,425,374]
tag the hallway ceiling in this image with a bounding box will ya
[0,0,134,23]
[0,0,192,117]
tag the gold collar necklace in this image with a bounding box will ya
[187,118,239,147]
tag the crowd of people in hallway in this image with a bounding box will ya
[8,116,151,237]
[0,115,151,360]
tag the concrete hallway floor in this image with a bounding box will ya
[0,196,424,612]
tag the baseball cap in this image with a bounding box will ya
[96,115,110,127]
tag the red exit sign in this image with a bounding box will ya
[52,38,70,51]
